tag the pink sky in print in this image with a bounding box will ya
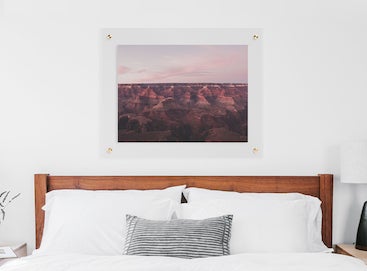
[117,45,248,84]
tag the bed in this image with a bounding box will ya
[1,173,367,270]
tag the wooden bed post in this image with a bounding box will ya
[34,174,48,249]
[319,174,333,248]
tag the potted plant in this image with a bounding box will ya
[0,191,20,224]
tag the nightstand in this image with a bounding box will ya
[335,244,367,264]
[0,243,27,267]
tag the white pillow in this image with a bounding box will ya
[184,187,316,202]
[47,185,185,204]
[36,186,185,256]
[183,187,328,252]
[179,198,329,253]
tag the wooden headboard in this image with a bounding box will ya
[34,174,333,249]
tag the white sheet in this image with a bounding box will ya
[1,253,366,271]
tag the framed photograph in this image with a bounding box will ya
[101,28,262,158]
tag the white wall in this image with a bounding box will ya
[0,0,367,252]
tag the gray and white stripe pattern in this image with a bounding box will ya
[124,214,233,259]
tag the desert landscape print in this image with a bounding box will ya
[117,45,248,142]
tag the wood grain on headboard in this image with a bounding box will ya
[34,174,333,249]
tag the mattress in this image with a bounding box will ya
[1,252,366,271]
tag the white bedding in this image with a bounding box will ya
[1,253,366,271]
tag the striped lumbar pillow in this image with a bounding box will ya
[124,214,233,259]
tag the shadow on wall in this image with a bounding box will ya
[325,144,366,244]
[342,187,360,243]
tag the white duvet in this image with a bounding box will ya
[1,253,366,271]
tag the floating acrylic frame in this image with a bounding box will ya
[100,28,262,158]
